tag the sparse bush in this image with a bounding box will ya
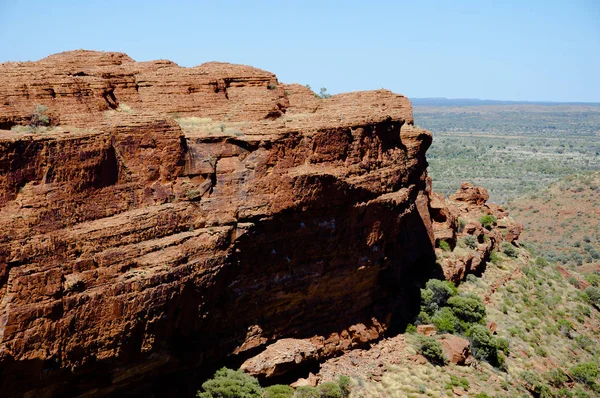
[197,368,262,398]
[464,235,478,249]
[501,242,519,258]
[575,335,595,353]
[584,273,600,286]
[535,257,550,267]
[317,382,342,398]
[521,371,554,397]
[318,87,332,99]
[337,375,351,397]
[267,83,278,90]
[263,385,293,398]
[405,324,417,333]
[438,240,451,251]
[489,250,501,264]
[449,375,469,390]
[479,215,497,229]
[535,346,548,357]
[557,319,574,337]
[417,337,447,365]
[545,368,568,388]
[28,104,50,131]
[294,386,320,398]
[584,286,600,307]
[568,276,581,288]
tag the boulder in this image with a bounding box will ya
[416,324,437,336]
[440,335,471,365]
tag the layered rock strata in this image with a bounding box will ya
[0,51,441,397]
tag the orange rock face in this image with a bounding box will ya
[432,186,522,283]
[0,51,521,396]
[0,51,434,396]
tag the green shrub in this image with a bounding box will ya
[432,307,460,333]
[449,375,469,390]
[405,324,417,333]
[447,294,486,323]
[337,375,351,397]
[521,371,554,397]
[474,393,491,398]
[568,276,581,288]
[545,368,569,388]
[489,250,501,264]
[495,337,509,355]
[557,388,574,397]
[417,337,447,366]
[535,346,548,357]
[318,87,332,99]
[557,319,574,337]
[570,362,598,386]
[575,335,595,352]
[501,242,519,258]
[479,215,497,229]
[439,240,451,251]
[535,257,550,267]
[584,286,600,307]
[29,104,50,130]
[416,310,432,325]
[197,368,262,398]
[317,382,342,398]
[584,273,600,286]
[263,385,293,398]
[420,279,458,315]
[294,386,320,398]
[464,235,478,249]
[466,325,502,366]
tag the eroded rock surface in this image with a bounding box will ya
[433,184,522,282]
[0,51,521,397]
[0,51,435,397]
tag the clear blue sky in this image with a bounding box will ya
[1,0,599,102]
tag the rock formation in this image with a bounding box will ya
[0,51,520,397]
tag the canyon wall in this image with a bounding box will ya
[0,51,518,397]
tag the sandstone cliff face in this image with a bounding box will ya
[0,51,442,397]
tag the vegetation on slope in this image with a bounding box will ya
[507,172,600,273]
[350,245,600,397]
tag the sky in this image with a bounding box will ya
[1,0,599,102]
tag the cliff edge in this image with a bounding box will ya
[0,51,519,397]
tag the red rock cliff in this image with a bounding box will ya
[0,51,517,397]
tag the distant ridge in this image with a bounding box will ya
[411,97,600,106]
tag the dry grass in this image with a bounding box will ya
[174,116,247,137]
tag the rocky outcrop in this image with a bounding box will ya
[439,335,471,365]
[432,183,521,282]
[0,51,521,397]
[0,51,434,397]
[0,50,288,129]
